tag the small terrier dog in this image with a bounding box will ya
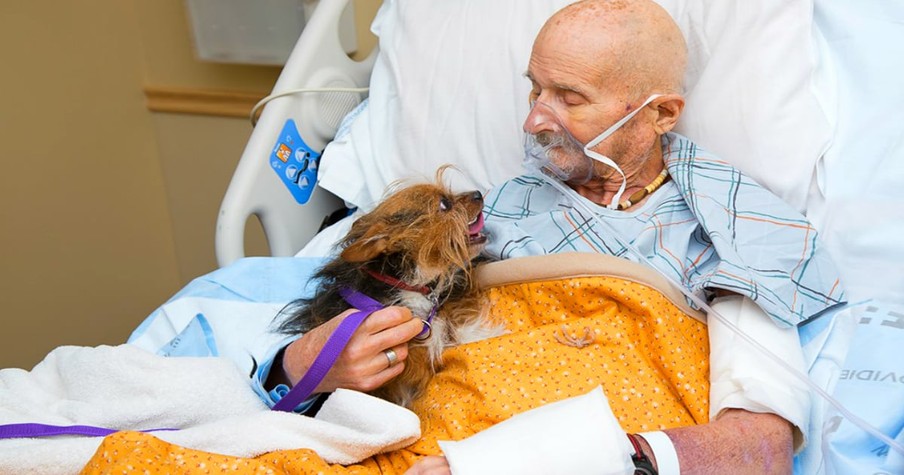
[277,168,498,408]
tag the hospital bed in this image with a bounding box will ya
[2,0,902,473]
[214,0,904,471]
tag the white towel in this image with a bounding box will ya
[438,386,635,475]
[0,344,420,474]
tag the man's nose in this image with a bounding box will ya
[523,101,557,135]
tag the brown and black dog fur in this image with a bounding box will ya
[277,168,500,408]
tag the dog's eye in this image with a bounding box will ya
[439,197,452,212]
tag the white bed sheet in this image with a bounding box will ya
[806,0,904,305]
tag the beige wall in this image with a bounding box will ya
[0,0,379,370]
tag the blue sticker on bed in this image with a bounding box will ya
[270,119,320,205]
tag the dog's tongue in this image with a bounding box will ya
[469,212,485,235]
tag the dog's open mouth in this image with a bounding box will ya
[468,212,487,245]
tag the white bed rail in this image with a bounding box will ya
[215,0,376,267]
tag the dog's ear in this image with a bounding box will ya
[341,223,391,263]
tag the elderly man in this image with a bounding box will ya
[270,0,843,473]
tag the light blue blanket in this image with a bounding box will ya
[127,257,329,405]
[796,302,904,474]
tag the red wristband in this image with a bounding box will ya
[626,433,658,475]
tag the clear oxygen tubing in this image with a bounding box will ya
[536,169,904,457]
[581,94,661,209]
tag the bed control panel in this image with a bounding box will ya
[270,119,320,205]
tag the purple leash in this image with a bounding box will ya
[271,288,384,411]
[0,423,177,439]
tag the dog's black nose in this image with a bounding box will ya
[468,191,483,202]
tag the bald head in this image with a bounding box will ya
[535,0,687,98]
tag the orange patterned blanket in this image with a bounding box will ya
[82,253,709,474]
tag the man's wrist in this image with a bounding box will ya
[637,431,680,475]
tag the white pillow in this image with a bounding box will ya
[668,0,832,211]
[319,0,572,210]
[319,0,831,213]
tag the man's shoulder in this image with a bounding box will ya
[663,132,733,169]
[662,133,813,226]
[663,132,760,188]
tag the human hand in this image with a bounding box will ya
[404,456,451,475]
[281,306,425,394]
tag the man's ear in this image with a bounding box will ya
[651,94,685,135]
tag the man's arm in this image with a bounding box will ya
[707,294,811,452]
[664,409,793,474]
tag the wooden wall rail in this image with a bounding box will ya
[144,86,266,119]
